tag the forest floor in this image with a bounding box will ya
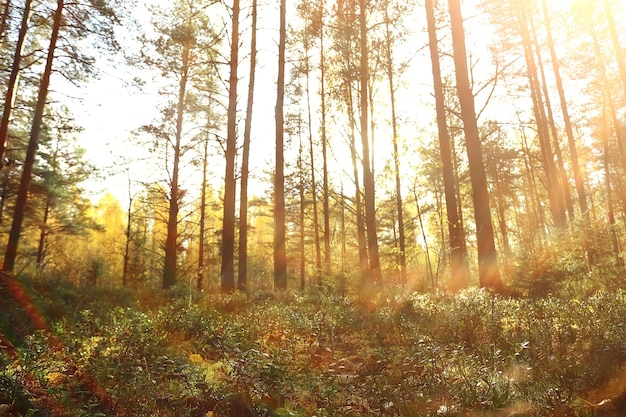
[2,275,626,416]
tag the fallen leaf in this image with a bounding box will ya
[45,372,66,387]
[189,353,204,364]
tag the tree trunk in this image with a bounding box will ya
[602,97,623,267]
[0,0,32,170]
[221,0,240,293]
[527,3,574,222]
[590,16,626,221]
[198,136,208,291]
[305,42,322,280]
[541,0,588,218]
[319,3,331,276]
[274,0,287,290]
[298,135,306,290]
[36,197,51,271]
[238,0,256,292]
[3,0,63,273]
[358,0,381,283]
[520,130,547,243]
[425,0,468,291]
[414,187,435,291]
[344,15,368,277]
[123,189,133,288]
[349,95,368,277]
[516,0,566,229]
[493,174,511,258]
[447,0,503,291]
[162,32,191,290]
[340,184,346,296]
[384,6,406,285]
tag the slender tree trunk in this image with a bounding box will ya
[319,3,331,276]
[425,0,468,291]
[516,0,566,229]
[221,0,240,293]
[447,0,503,291]
[36,197,50,270]
[340,184,346,296]
[527,3,574,221]
[590,19,626,220]
[163,35,191,289]
[0,0,32,170]
[358,0,381,283]
[384,6,406,284]
[238,0,256,292]
[541,0,588,217]
[0,178,7,225]
[414,187,435,292]
[123,190,133,288]
[344,17,368,277]
[36,139,60,272]
[3,0,63,273]
[305,45,322,280]
[198,136,209,291]
[349,98,368,276]
[530,0,593,267]
[493,175,511,257]
[602,97,624,267]
[520,130,547,243]
[274,0,287,290]
[298,135,306,290]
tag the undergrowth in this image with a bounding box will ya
[2,277,626,416]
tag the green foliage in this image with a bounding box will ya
[3,279,626,416]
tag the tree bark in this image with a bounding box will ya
[4,0,63,273]
[0,0,32,170]
[349,92,368,277]
[425,0,468,291]
[198,135,208,291]
[274,0,288,290]
[298,135,306,289]
[123,187,133,288]
[515,0,566,229]
[602,97,623,267]
[414,186,435,291]
[527,2,574,221]
[447,0,503,291]
[384,5,406,285]
[162,28,191,289]
[342,2,368,277]
[358,0,381,283]
[305,39,322,281]
[221,0,240,293]
[540,0,588,218]
[319,2,331,276]
[35,198,51,271]
[238,0,256,292]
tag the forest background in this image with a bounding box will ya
[3,0,626,415]
[0,0,625,296]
